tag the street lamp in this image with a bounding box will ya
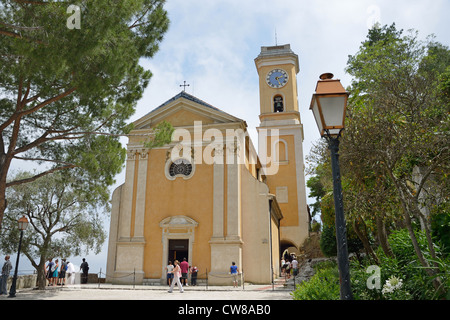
[310,73,353,300]
[8,215,29,298]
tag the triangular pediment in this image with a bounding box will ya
[159,215,199,228]
[133,91,243,130]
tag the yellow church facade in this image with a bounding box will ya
[106,44,309,285]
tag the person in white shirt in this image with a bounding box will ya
[66,261,76,285]
[166,261,174,286]
[291,258,299,276]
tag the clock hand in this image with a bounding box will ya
[275,76,282,85]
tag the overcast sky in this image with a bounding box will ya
[12,0,450,274]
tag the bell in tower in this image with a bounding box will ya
[254,44,300,117]
[273,95,284,112]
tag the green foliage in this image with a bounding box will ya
[319,223,337,257]
[350,261,383,300]
[351,229,450,300]
[431,209,450,255]
[342,23,449,292]
[295,228,450,300]
[311,221,321,233]
[385,229,449,299]
[291,261,340,300]
[0,171,108,290]
[143,120,175,149]
[306,174,325,218]
[438,66,450,104]
[0,171,107,259]
[0,0,170,228]
[306,139,332,220]
[301,23,450,299]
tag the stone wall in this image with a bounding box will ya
[5,274,37,291]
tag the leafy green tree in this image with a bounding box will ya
[431,205,450,255]
[0,0,170,229]
[319,223,337,257]
[341,156,401,262]
[344,23,450,293]
[306,139,332,222]
[306,174,325,219]
[307,140,365,259]
[0,171,107,289]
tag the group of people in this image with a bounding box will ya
[166,258,198,293]
[45,257,89,286]
[0,255,89,294]
[165,259,240,293]
[281,254,298,278]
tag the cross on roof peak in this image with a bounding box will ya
[179,81,190,91]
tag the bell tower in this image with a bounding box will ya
[255,44,309,253]
[255,44,300,125]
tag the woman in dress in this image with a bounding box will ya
[52,259,59,286]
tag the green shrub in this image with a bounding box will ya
[294,228,450,300]
[319,223,337,257]
[431,209,450,255]
[385,229,449,299]
[311,221,321,233]
[291,261,340,300]
[350,260,383,300]
[350,229,450,300]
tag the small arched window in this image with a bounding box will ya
[273,95,284,112]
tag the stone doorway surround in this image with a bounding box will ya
[159,215,198,283]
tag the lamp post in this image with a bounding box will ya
[310,73,353,300]
[8,215,29,298]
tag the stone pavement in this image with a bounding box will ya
[0,283,294,300]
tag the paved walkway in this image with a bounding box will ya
[1,283,294,300]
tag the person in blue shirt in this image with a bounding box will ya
[230,262,239,288]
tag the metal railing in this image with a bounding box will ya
[95,268,249,290]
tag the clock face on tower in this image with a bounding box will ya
[266,69,289,88]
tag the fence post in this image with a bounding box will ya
[272,271,275,291]
[242,270,244,290]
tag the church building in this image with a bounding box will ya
[106,44,310,285]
